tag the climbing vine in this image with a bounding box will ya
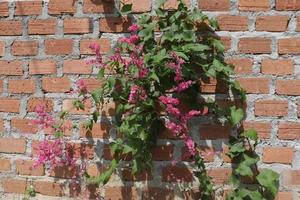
[33,0,279,199]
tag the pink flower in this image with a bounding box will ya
[129,35,139,44]
[175,80,193,92]
[165,122,184,135]
[128,85,148,104]
[166,104,181,117]
[128,24,139,32]
[159,96,180,105]
[76,79,88,94]
[86,43,103,67]
[184,137,196,156]
[34,105,54,129]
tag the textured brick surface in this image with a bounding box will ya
[0,0,299,199]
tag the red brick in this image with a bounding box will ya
[261,59,294,75]
[0,20,22,36]
[276,0,300,10]
[62,99,93,115]
[105,187,138,200]
[42,77,71,93]
[11,118,38,134]
[182,146,215,162]
[207,169,231,184]
[0,41,5,56]
[15,1,42,15]
[276,80,300,95]
[67,143,94,159]
[8,79,36,94]
[48,0,76,14]
[256,16,289,32]
[45,39,73,55]
[86,163,106,176]
[199,78,228,93]
[239,38,272,54]
[99,17,132,32]
[0,159,11,171]
[50,165,79,178]
[28,19,56,35]
[255,100,288,117]
[80,38,111,54]
[217,15,248,31]
[15,159,44,176]
[237,78,270,94]
[63,59,92,74]
[162,165,193,182]
[44,120,72,136]
[0,80,2,93]
[0,98,20,113]
[11,41,38,56]
[142,188,174,200]
[2,179,27,194]
[27,98,53,112]
[284,170,300,185]
[0,138,26,153]
[243,121,272,139]
[239,0,270,11]
[120,0,151,12]
[79,122,110,138]
[278,38,300,54]
[199,124,230,140]
[34,181,63,196]
[0,61,22,75]
[29,59,57,75]
[220,36,231,51]
[83,0,114,13]
[0,119,3,132]
[0,2,8,16]
[278,122,300,140]
[152,145,173,161]
[198,0,230,11]
[64,18,92,34]
[263,147,294,164]
[122,169,152,181]
[275,192,293,200]
[163,0,190,9]
[226,58,253,74]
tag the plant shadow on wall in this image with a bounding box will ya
[31,0,280,199]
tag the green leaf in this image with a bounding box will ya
[121,4,132,15]
[212,39,225,53]
[149,71,160,83]
[183,43,210,52]
[209,18,219,29]
[229,106,244,126]
[257,169,280,198]
[242,129,258,143]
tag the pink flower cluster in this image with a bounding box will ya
[128,85,148,104]
[34,105,55,129]
[86,43,103,67]
[76,79,88,94]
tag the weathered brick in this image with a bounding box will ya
[276,0,300,10]
[239,0,270,11]
[239,37,272,54]
[0,20,22,36]
[0,2,8,16]
[263,147,294,164]
[0,138,26,153]
[199,124,230,139]
[207,169,231,184]
[99,17,131,32]
[15,1,42,15]
[64,18,92,34]
[198,0,230,11]
[0,41,4,56]
[256,16,289,32]
[226,58,253,74]
[276,80,300,96]
[79,122,110,138]
[80,38,111,54]
[238,78,270,94]
[162,165,193,182]
[34,181,63,196]
[278,38,300,54]
[62,99,92,115]
[27,98,54,112]
[45,39,73,55]
[243,121,272,139]
[217,15,248,31]
[0,61,22,75]
[261,59,294,75]
[120,0,151,12]
[8,79,36,94]
[63,59,92,74]
[105,187,138,200]
[29,59,57,75]
[48,0,76,14]
[28,19,56,35]
[278,122,300,140]
[15,159,44,176]
[152,145,173,161]
[142,188,174,200]
[122,169,152,181]
[11,118,38,134]
[83,0,114,13]
[0,159,11,171]
[255,100,288,117]
[0,98,20,113]
[2,179,27,194]
[42,77,71,93]
[11,41,38,56]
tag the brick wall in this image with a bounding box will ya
[0,0,299,199]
